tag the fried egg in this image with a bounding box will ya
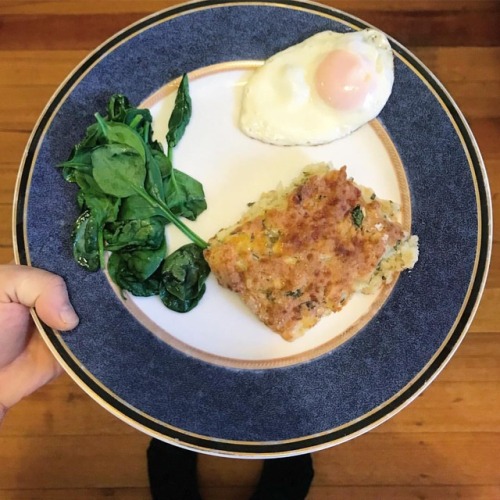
[239,29,395,146]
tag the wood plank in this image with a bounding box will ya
[0,205,13,247]
[469,117,500,161]
[0,434,150,489]
[0,490,152,500]
[2,0,498,16]
[0,164,18,201]
[411,47,500,83]
[0,86,60,132]
[311,433,500,486]
[0,2,498,49]
[0,379,140,437]
[435,333,500,383]
[0,51,87,86]
[0,246,14,264]
[0,131,30,164]
[0,432,498,489]
[374,381,500,433]
[481,242,499,289]
[307,485,500,500]
[471,289,500,334]
[198,455,263,491]
[444,82,500,120]
[1,484,499,500]
[485,157,500,194]
[0,13,143,51]
[492,206,500,245]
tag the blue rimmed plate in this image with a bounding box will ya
[13,0,491,457]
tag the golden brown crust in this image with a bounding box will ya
[204,165,417,341]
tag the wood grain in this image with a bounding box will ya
[0,1,499,498]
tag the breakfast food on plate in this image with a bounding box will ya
[204,164,418,341]
[239,29,395,146]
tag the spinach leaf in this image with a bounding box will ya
[73,169,102,194]
[61,163,95,190]
[107,236,166,296]
[164,169,207,221]
[124,108,155,144]
[90,139,205,247]
[106,94,158,150]
[59,150,96,188]
[59,148,92,172]
[95,113,146,162]
[152,148,172,179]
[80,191,121,223]
[68,122,104,154]
[159,244,210,312]
[118,194,165,221]
[71,190,121,270]
[166,73,191,150]
[92,144,146,198]
[125,107,152,128]
[145,145,165,202]
[136,188,208,249]
[107,94,131,122]
[107,252,162,297]
[117,237,166,282]
[104,217,165,252]
[72,210,100,272]
[162,75,207,221]
[91,146,206,248]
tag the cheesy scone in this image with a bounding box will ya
[204,164,418,341]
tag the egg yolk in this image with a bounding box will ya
[315,49,376,111]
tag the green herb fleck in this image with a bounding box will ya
[351,205,364,228]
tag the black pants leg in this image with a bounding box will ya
[147,439,202,500]
[250,453,315,500]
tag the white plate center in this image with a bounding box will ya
[111,66,409,368]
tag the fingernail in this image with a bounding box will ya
[60,304,79,327]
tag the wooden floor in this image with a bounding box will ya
[0,1,499,498]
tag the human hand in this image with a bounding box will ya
[0,265,79,419]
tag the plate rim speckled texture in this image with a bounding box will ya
[13,0,492,457]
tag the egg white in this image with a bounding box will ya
[239,29,395,146]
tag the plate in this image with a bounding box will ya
[119,65,412,367]
[14,0,491,457]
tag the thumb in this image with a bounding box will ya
[0,265,79,331]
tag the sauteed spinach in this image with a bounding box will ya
[59,74,210,312]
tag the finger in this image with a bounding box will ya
[0,265,79,331]
[0,302,31,368]
[0,330,63,409]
